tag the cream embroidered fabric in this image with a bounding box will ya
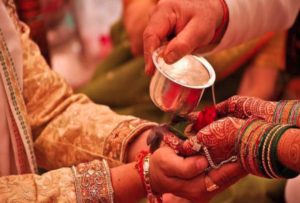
[0,0,156,201]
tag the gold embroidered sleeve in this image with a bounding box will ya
[17,17,156,170]
[0,167,76,202]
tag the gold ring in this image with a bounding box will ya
[205,174,219,192]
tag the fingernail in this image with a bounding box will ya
[165,51,178,64]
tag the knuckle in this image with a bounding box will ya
[179,165,191,178]
[143,29,154,41]
[174,40,193,53]
[215,171,236,187]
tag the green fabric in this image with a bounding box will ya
[76,42,166,122]
[77,21,287,203]
[211,176,286,203]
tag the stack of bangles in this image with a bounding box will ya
[135,150,162,203]
[236,118,298,178]
[273,100,300,125]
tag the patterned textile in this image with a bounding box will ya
[0,0,156,201]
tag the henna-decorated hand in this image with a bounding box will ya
[164,117,245,165]
[215,95,276,122]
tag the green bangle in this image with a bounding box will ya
[235,118,260,153]
[292,102,300,125]
[263,125,282,178]
[273,101,289,123]
[287,102,299,124]
[256,124,275,177]
[279,101,288,124]
[270,125,298,178]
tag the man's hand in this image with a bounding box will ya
[123,0,156,55]
[150,147,246,202]
[143,0,224,75]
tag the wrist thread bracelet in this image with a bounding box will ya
[210,0,229,44]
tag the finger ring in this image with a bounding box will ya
[205,175,219,192]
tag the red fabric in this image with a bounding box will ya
[193,106,217,131]
[135,150,149,191]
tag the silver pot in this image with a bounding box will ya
[150,50,216,116]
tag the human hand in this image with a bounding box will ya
[215,95,276,122]
[150,147,246,202]
[123,0,156,55]
[143,0,225,75]
[216,95,300,127]
[164,117,245,164]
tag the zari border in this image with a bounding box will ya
[72,160,114,203]
[6,107,30,173]
[103,119,157,163]
[0,28,37,173]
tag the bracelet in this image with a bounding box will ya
[210,0,229,44]
[237,119,298,179]
[72,160,114,203]
[288,101,300,125]
[269,125,298,178]
[135,150,162,203]
[273,100,300,125]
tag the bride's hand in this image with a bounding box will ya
[215,95,276,122]
[164,117,245,163]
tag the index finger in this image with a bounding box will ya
[143,5,177,75]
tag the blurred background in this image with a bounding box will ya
[16,0,122,88]
[14,0,300,123]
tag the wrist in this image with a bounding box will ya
[111,162,146,203]
[72,160,114,202]
[273,100,300,125]
[135,151,162,203]
[210,0,229,44]
[127,129,152,162]
[277,128,300,172]
[237,119,298,178]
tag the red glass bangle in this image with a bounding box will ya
[135,150,149,190]
[135,150,162,203]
